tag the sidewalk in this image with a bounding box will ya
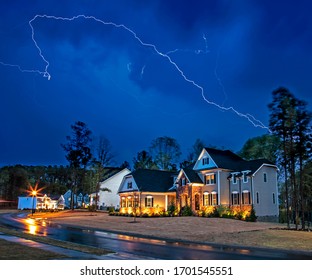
[0,231,155,260]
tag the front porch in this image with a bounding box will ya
[119,191,176,215]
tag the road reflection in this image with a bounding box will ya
[23,217,48,236]
[1,213,311,260]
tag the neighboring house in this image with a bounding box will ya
[90,167,131,210]
[18,194,65,210]
[118,169,177,215]
[63,190,89,209]
[99,167,131,210]
[18,196,37,210]
[175,147,279,221]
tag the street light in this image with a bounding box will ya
[31,190,37,215]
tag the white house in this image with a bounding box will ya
[91,167,131,210]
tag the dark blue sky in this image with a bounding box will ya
[0,0,311,167]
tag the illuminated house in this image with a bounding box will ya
[175,148,279,221]
[90,167,131,210]
[118,169,176,215]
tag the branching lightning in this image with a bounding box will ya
[1,14,270,131]
[0,61,47,77]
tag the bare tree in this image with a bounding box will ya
[149,136,181,171]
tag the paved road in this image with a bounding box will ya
[1,212,312,260]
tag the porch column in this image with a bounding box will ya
[165,195,168,211]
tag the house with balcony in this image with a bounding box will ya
[175,147,279,221]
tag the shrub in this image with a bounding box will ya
[211,207,220,217]
[245,206,257,222]
[88,205,97,212]
[108,207,115,213]
[181,205,193,216]
[168,201,176,216]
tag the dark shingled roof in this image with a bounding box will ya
[241,158,276,174]
[101,167,125,182]
[204,147,246,170]
[204,148,276,174]
[129,169,177,192]
[183,167,203,184]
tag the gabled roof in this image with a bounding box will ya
[183,167,203,184]
[101,167,128,182]
[128,169,177,193]
[204,147,246,170]
[201,148,276,175]
[242,159,276,175]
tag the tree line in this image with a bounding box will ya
[1,87,311,227]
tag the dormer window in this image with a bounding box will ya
[181,178,186,186]
[127,182,133,189]
[202,157,209,165]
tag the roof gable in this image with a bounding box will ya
[193,148,218,170]
[179,167,203,184]
[100,167,131,185]
[101,167,130,182]
[118,174,139,193]
[246,159,277,175]
[193,147,277,174]
[203,148,246,170]
[120,169,176,193]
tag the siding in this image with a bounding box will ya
[253,165,279,217]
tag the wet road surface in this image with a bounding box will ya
[1,212,311,260]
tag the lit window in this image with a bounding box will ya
[145,196,153,208]
[232,192,239,205]
[203,192,210,206]
[242,191,250,204]
[127,196,133,207]
[121,197,126,208]
[211,192,218,205]
[205,174,216,185]
[134,196,139,208]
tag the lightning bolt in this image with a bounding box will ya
[0,61,47,77]
[1,14,270,131]
[166,34,210,56]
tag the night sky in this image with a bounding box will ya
[1,0,311,167]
